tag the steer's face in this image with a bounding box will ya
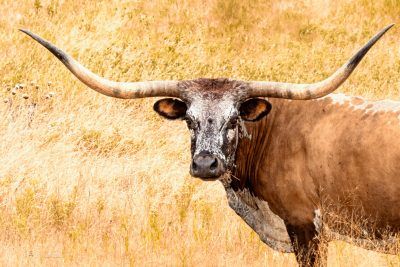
[153,80,271,181]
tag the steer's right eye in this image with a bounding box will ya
[226,118,238,129]
[185,119,199,130]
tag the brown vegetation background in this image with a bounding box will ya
[0,0,400,266]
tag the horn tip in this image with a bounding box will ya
[384,23,395,31]
[19,29,35,38]
[374,23,395,41]
[19,29,29,34]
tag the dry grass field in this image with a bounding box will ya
[1,0,400,266]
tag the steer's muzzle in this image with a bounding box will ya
[190,152,225,180]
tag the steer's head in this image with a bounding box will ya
[20,24,392,180]
[153,79,272,179]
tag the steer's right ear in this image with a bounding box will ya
[153,98,187,120]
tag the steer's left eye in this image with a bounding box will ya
[226,118,238,129]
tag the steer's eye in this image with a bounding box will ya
[226,118,238,129]
[185,118,199,130]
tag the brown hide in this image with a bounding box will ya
[234,94,400,234]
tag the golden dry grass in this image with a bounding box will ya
[0,0,400,266]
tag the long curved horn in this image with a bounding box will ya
[20,30,181,99]
[247,24,394,100]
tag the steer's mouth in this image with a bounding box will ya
[193,176,221,182]
[189,152,226,181]
[189,166,226,181]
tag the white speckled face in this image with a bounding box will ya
[185,93,240,168]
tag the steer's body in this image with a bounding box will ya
[226,93,400,259]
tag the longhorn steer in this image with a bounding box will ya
[21,24,399,266]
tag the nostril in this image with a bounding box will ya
[210,158,218,171]
[192,162,198,171]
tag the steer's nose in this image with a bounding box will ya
[190,152,225,179]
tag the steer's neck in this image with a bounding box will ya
[232,98,284,193]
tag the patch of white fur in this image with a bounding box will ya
[223,185,293,252]
[313,209,322,234]
[227,129,235,141]
[326,93,348,105]
[323,93,400,113]
[189,128,195,139]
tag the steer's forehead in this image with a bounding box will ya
[180,78,246,122]
[187,93,237,122]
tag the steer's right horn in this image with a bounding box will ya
[20,30,181,99]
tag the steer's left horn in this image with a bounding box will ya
[20,30,181,99]
[247,24,394,100]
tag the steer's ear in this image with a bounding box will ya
[153,98,187,120]
[239,98,272,121]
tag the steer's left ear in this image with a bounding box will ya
[153,98,187,120]
[239,98,272,121]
